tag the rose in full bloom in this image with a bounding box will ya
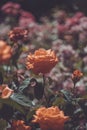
[32,106,69,130]
[7,120,31,130]
[0,40,12,63]
[26,48,58,74]
[0,84,14,99]
[72,70,83,83]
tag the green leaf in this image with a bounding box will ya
[0,98,25,114]
[74,108,83,115]
[46,87,54,95]
[60,89,73,102]
[34,82,44,100]
[18,78,30,93]
[26,109,35,121]
[0,103,3,109]
[76,94,87,103]
[10,93,33,107]
[0,119,8,130]
[53,97,66,106]
[26,106,40,121]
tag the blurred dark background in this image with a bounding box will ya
[0,0,87,19]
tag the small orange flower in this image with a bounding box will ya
[32,106,69,130]
[26,48,58,74]
[0,40,12,63]
[72,70,83,82]
[0,84,14,99]
[11,120,31,130]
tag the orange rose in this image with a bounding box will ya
[11,120,31,130]
[0,40,12,63]
[32,106,69,130]
[26,48,58,74]
[0,84,14,99]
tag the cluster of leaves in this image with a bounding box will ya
[0,72,87,130]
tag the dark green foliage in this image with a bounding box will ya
[34,82,44,100]
[0,98,25,114]
[0,104,14,120]
[10,93,32,107]
[0,72,3,85]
